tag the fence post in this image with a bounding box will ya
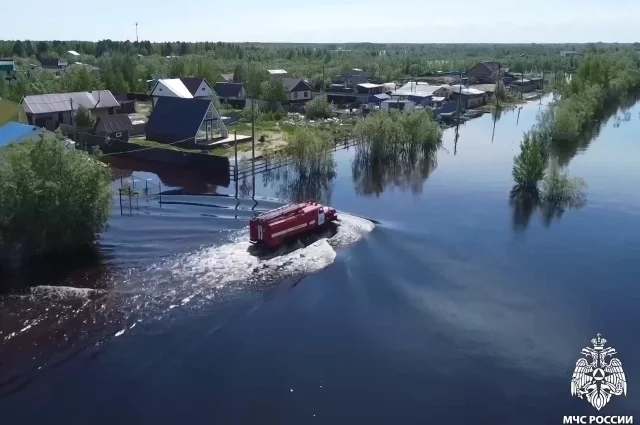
[159,182,162,205]
[234,131,238,183]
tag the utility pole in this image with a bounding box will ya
[135,22,139,43]
[248,58,255,168]
[455,72,462,131]
[322,64,325,93]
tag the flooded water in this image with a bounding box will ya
[2,95,640,424]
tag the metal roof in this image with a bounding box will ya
[21,90,120,115]
[145,97,211,143]
[214,82,244,98]
[154,78,194,98]
[357,83,384,89]
[268,69,288,74]
[68,50,80,56]
[95,114,133,134]
[180,77,209,96]
[281,78,311,92]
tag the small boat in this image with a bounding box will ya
[249,201,338,248]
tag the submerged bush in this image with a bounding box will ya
[0,134,112,263]
[512,132,548,193]
[352,109,442,196]
[284,127,333,159]
[354,108,442,149]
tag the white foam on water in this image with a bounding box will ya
[8,213,375,346]
[29,286,106,300]
[169,212,374,289]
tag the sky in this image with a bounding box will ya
[2,0,638,43]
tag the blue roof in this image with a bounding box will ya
[0,122,47,148]
[146,97,211,143]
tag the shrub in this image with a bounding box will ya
[0,134,112,263]
[284,127,333,159]
[512,132,547,193]
[75,105,96,128]
[304,96,333,120]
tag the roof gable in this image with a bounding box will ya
[281,78,311,92]
[180,77,209,96]
[145,97,211,143]
[152,78,194,98]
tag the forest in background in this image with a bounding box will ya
[2,40,639,103]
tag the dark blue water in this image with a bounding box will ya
[2,97,640,424]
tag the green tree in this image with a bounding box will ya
[232,64,245,82]
[304,95,333,119]
[260,79,287,102]
[512,132,547,193]
[0,133,112,264]
[75,105,96,128]
[60,67,102,92]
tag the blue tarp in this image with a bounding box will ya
[0,122,47,148]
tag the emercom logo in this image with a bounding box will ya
[562,416,633,424]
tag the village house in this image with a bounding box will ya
[220,73,234,82]
[330,68,368,89]
[448,85,487,109]
[281,78,313,104]
[0,58,15,79]
[145,97,228,145]
[94,114,134,143]
[465,61,501,84]
[381,100,414,111]
[508,77,544,93]
[213,82,247,108]
[20,90,120,131]
[149,77,218,107]
[40,58,68,76]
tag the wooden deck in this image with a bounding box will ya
[196,134,253,147]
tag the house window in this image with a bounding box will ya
[304,91,308,98]
[202,87,205,91]
[294,92,298,99]
[159,88,162,91]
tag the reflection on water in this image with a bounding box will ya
[104,156,231,193]
[352,143,438,196]
[551,95,639,167]
[262,155,336,205]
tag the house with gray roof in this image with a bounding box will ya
[465,62,502,84]
[213,82,247,108]
[281,78,312,104]
[94,113,134,142]
[21,90,120,131]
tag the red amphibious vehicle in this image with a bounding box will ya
[249,201,338,248]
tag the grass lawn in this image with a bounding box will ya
[129,137,228,156]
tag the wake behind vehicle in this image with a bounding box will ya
[249,201,338,249]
